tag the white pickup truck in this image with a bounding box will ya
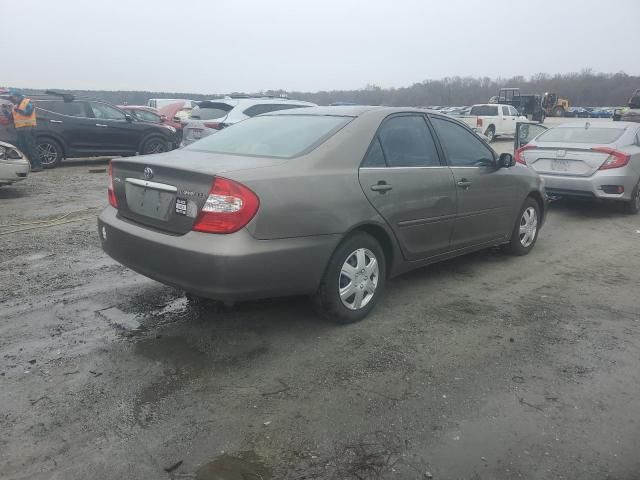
[457,104,527,142]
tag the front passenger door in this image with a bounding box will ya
[358,114,457,261]
[431,116,516,249]
[87,102,139,154]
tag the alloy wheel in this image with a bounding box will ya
[519,206,538,247]
[144,140,166,154]
[338,248,379,310]
[37,143,58,166]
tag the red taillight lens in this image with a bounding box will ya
[476,118,483,128]
[204,122,222,129]
[192,177,259,234]
[593,147,631,170]
[107,162,118,208]
[514,145,536,165]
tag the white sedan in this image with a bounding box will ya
[0,141,29,186]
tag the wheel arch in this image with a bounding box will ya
[36,133,66,157]
[344,222,399,278]
[527,190,545,225]
[138,132,168,153]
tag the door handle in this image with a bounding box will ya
[457,179,472,189]
[50,119,63,124]
[95,123,108,127]
[370,181,392,193]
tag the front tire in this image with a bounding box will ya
[36,137,63,169]
[315,232,386,324]
[508,197,540,255]
[141,136,168,155]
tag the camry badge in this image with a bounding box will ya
[143,167,154,179]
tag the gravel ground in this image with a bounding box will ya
[1,141,639,480]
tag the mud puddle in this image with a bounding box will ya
[195,451,272,480]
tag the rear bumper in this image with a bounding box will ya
[540,171,638,201]
[98,207,340,301]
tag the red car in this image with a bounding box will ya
[158,101,193,132]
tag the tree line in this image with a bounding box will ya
[21,71,640,108]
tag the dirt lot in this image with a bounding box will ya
[1,139,640,479]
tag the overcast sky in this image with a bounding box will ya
[3,0,639,93]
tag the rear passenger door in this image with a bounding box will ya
[501,105,516,135]
[430,115,515,249]
[358,114,457,261]
[34,100,94,155]
[87,102,140,153]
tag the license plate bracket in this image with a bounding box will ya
[551,159,570,172]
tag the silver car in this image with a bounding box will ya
[0,141,29,186]
[99,106,546,323]
[515,121,640,213]
[182,97,316,146]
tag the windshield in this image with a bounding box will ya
[470,105,498,116]
[185,115,351,158]
[190,102,233,120]
[536,127,625,144]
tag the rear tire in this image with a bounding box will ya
[553,107,565,117]
[484,126,495,143]
[315,232,386,324]
[36,137,63,169]
[141,136,168,155]
[508,197,540,256]
[623,181,640,214]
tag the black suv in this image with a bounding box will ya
[29,93,179,168]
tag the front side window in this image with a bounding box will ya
[431,117,495,167]
[377,115,440,167]
[502,106,509,116]
[132,110,161,123]
[509,106,520,116]
[185,114,350,158]
[90,103,126,121]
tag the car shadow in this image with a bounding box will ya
[548,197,630,219]
[0,185,28,199]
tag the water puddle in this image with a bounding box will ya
[195,451,272,480]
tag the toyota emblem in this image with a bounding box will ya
[143,167,154,179]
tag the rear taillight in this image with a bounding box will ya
[204,122,223,130]
[514,145,536,165]
[107,162,118,208]
[476,118,483,128]
[593,147,631,170]
[192,177,259,234]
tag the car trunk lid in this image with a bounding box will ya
[111,150,283,235]
[523,144,613,177]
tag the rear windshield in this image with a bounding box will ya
[185,115,351,158]
[190,102,233,120]
[470,105,498,116]
[535,127,625,144]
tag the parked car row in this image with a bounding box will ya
[564,106,615,118]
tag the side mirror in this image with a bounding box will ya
[125,114,134,122]
[498,153,514,168]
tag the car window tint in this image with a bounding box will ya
[502,106,509,116]
[470,105,499,116]
[378,115,440,167]
[361,136,386,167]
[191,102,233,120]
[34,100,86,117]
[90,103,126,121]
[432,117,495,167]
[133,110,160,122]
[185,115,350,158]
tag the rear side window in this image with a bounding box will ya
[509,106,519,116]
[190,102,233,120]
[90,102,126,121]
[186,115,350,158]
[34,100,87,117]
[431,117,495,167]
[535,127,625,144]
[378,115,440,167]
[470,105,498,116]
[361,137,386,167]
